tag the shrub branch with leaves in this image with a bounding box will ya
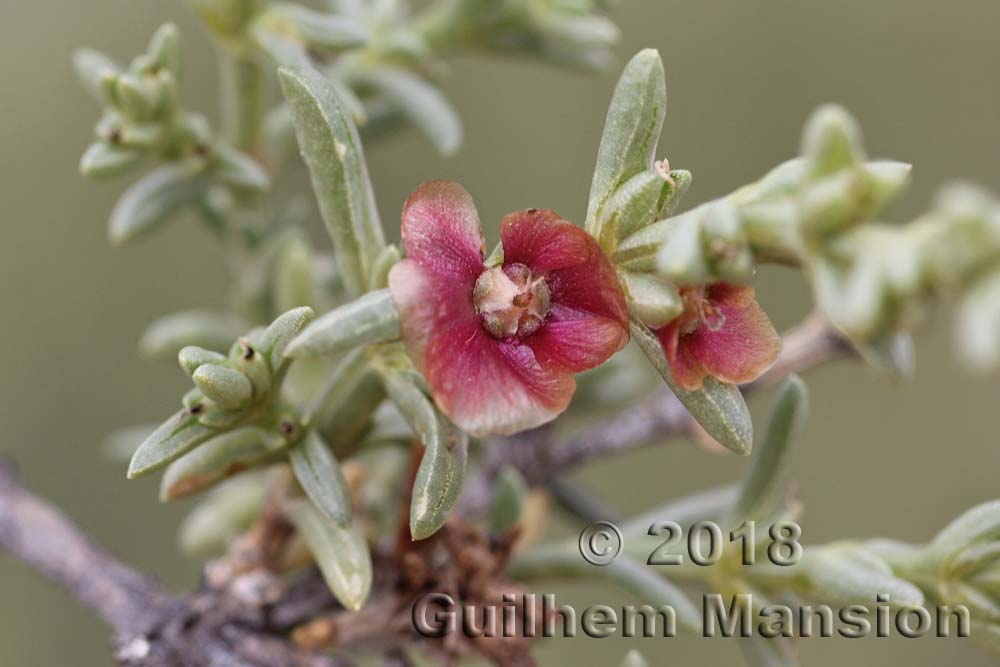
[1,2,998,666]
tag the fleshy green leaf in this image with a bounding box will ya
[148,23,181,79]
[490,466,528,534]
[179,473,267,557]
[731,376,808,523]
[799,545,924,608]
[586,49,666,237]
[289,430,353,526]
[283,497,372,611]
[160,426,278,500]
[266,3,369,49]
[955,270,1000,372]
[802,104,865,178]
[128,410,215,478]
[631,320,753,455]
[931,501,1000,559]
[179,346,227,375]
[312,348,386,452]
[287,288,400,358]
[79,141,143,179]
[258,306,315,373]
[109,166,208,245]
[214,143,270,191]
[599,168,686,247]
[368,244,401,291]
[73,48,120,103]
[358,67,462,155]
[192,364,253,409]
[272,235,316,313]
[373,348,468,540]
[618,270,681,328]
[278,66,385,296]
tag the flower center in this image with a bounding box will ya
[473,263,551,339]
[678,286,725,335]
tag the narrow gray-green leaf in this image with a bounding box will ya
[289,430,353,526]
[80,142,143,179]
[178,346,227,375]
[931,500,1000,559]
[618,270,681,328]
[73,48,120,103]
[272,235,316,313]
[283,497,372,610]
[799,545,924,608]
[160,426,278,500]
[731,376,808,523]
[599,169,675,245]
[251,25,312,68]
[278,66,385,296]
[148,23,181,78]
[258,306,315,373]
[372,350,468,540]
[179,474,267,557]
[268,3,369,49]
[214,143,270,191]
[287,288,400,358]
[585,49,666,237]
[128,410,216,478]
[490,466,527,535]
[359,67,462,155]
[313,348,386,452]
[192,364,253,410]
[368,244,401,291]
[631,320,753,455]
[109,166,207,245]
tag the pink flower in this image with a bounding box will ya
[388,180,629,436]
[653,283,781,391]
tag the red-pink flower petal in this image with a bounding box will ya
[501,209,592,273]
[501,209,629,369]
[389,259,472,369]
[654,284,781,391]
[526,304,629,373]
[400,180,485,283]
[423,312,574,437]
[684,285,781,386]
[655,319,711,391]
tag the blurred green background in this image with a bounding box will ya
[2,0,998,665]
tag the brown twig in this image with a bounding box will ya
[0,457,347,667]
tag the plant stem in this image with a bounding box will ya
[220,48,264,157]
